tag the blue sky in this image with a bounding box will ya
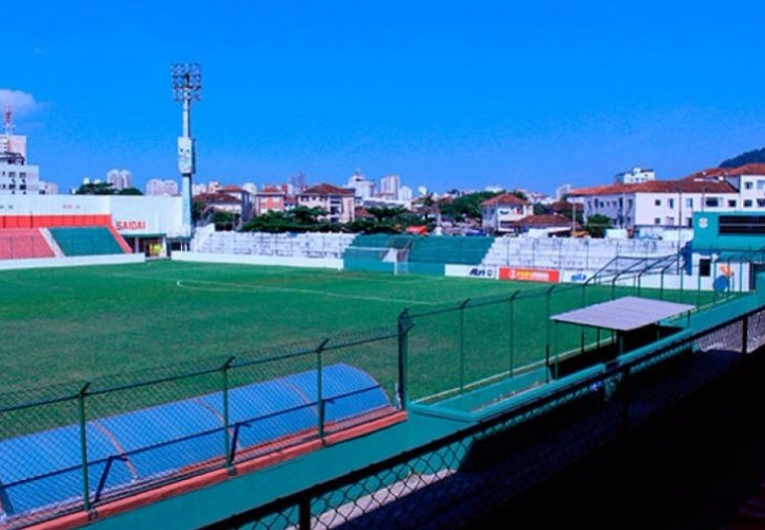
[7,1,765,194]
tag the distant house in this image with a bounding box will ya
[571,179,738,234]
[512,214,578,237]
[570,163,765,239]
[219,185,254,222]
[255,185,287,216]
[481,193,533,234]
[298,183,356,223]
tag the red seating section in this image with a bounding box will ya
[0,214,132,255]
[0,229,55,260]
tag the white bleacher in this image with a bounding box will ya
[481,237,679,272]
[191,231,357,260]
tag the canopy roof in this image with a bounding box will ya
[551,296,693,332]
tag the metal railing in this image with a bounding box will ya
[0,329,405,528]
[203,299,765,530]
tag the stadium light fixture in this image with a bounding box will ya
[171,63,202,102]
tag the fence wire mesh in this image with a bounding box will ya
[205,306,757,530]
[0,264,759,529]
[0,327,403,529]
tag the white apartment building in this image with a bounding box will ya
[0,131,39,195]
[107,169,132,190]
[146,179,179,196]
[615,167,656,184]
[347,172,375,201]
[572,176,749,237]
[379,174,400,200]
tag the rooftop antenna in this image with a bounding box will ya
[4,104,13,136]
[171,63,202,238]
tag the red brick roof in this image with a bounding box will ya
[258,186,285,194]
[515,214,577,227]
[221,185,245,193]
[301,183,354,196]
[571,179,736,196]
[683,163,765,180]
[481,193,528,207]
[354,207,374,219]
[195,192,242,204]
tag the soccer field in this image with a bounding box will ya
[0,261,548,391]
[0,259,721,404]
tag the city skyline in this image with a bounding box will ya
[6,1,765,195]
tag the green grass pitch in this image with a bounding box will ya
[0,260,716,404]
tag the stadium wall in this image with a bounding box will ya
[0,253,145,271]
[445,263,750,291]
[172,251,343,269]
[0,195,185,238]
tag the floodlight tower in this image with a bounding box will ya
[171,63,202,238]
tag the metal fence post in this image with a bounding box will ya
[619,367,631,432]
[317,338,330,442]
[509,291,520,377]
[222,356,235,468]
[78,382,92,512]
[299,497,312,529]
[397,309,414,409]
[545,285,556,382]
[458,299,470,394]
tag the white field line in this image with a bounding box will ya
[174,279,444,306]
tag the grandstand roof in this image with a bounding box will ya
[551,296,693,331]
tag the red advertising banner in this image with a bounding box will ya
[499,267,560,283]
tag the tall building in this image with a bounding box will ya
[107,169,132,190]
[0,105,40,195]
[555,183,573,201]
[615,167,656,184]
[146,179,179,196]
[379,174,400,200]
[347,171,375,201]
[398,185,413,203]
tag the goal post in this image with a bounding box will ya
[343,246,409,275]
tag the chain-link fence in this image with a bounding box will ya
[0,329,403,529]
[404,278,732,403]
[203,303,765,530]
[0,262,759,529]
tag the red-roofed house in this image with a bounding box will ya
[570,179,739,235]
[513,214,579,236]
[481,193,533,234]
[297,183,356,223]
[255,185,287,216]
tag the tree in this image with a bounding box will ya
[212,210,235,231]
[241,211,294,233]
[117,187,143,195]
[439,191,500,222]
[75,182,117,195]
[584,214,613,238]
[720,148,765,168]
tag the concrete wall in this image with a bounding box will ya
[173,251,343,270]
[0,253,145,271]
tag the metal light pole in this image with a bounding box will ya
[171,63,202,240]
